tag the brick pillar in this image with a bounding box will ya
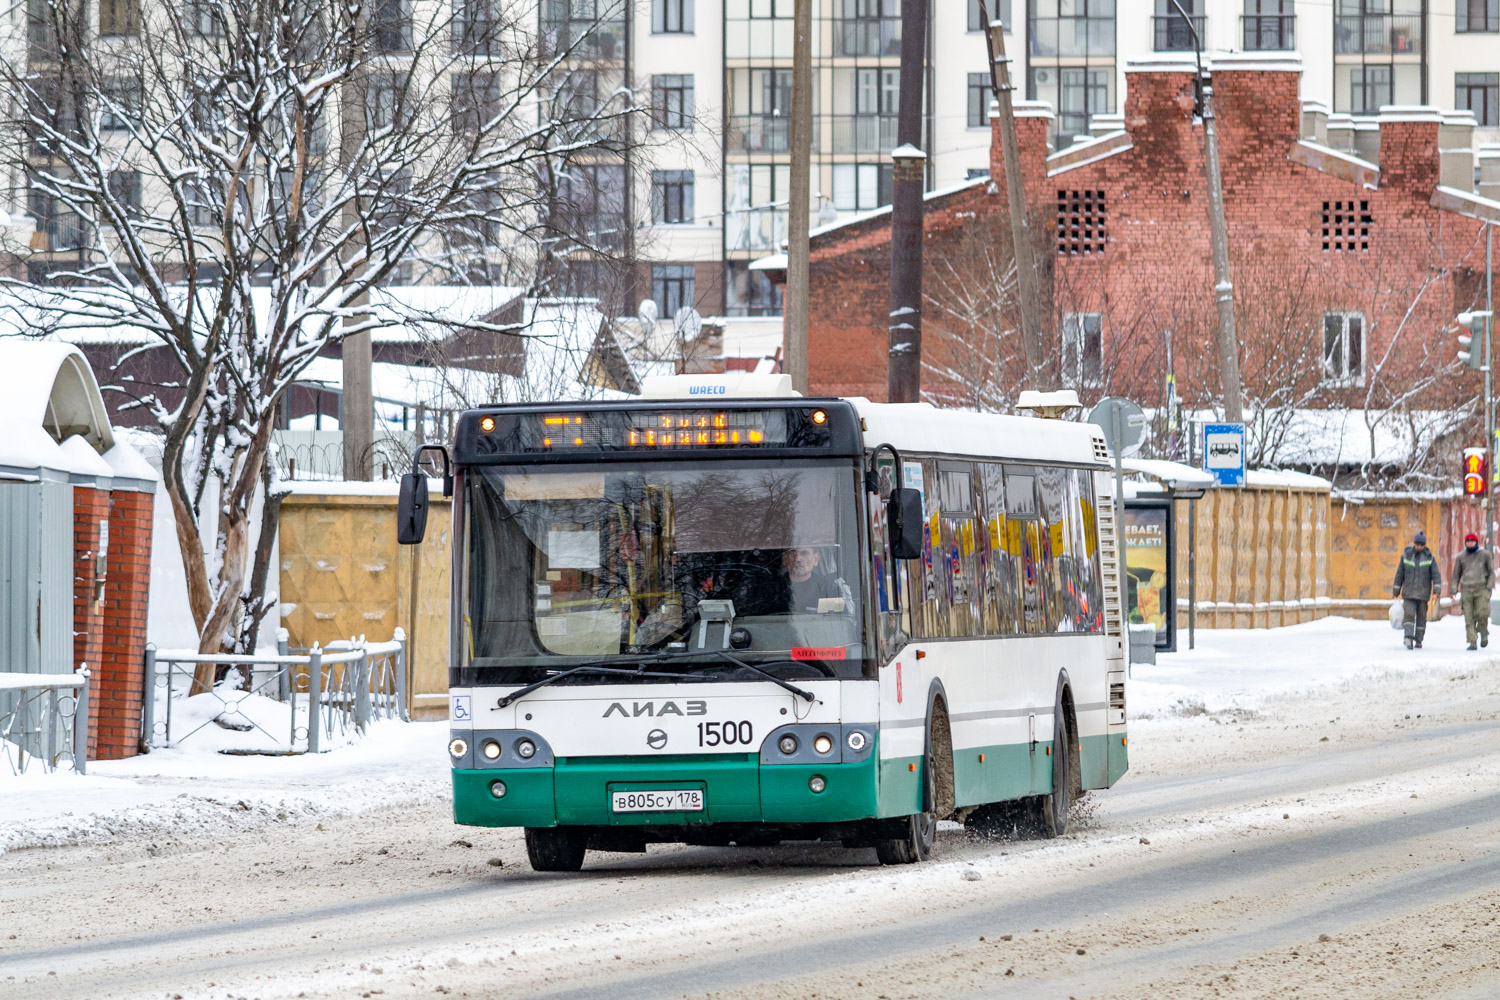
[93,487,154,759]
[72,487,108,759]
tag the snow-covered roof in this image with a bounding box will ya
[0,341,150,482]
[1263,408,1456,467]
[1122,458,1216,489]
[852,401,1105,467]
[294,299,641,409]
[0,284,527,346]
[808,177,989,240]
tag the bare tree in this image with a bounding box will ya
[921,211,1024,412]
[1,0,639,684]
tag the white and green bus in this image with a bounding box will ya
[398,374,1128,871]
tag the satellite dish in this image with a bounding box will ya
[636,298,659,327]
[674,306,702,341]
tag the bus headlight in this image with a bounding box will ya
[813,734,834,755]
[490,780,507,798]
[481,740,501,760]
[516,739,537,759]
[809,775,826,793]
[846,731,867,752]
[449,738,468,758]
[778,734,799,755]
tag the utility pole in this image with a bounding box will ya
[1167,0,1243,423]
[981,3,1047,390]
[1487,225,1494,560]
[785,0,812,394]
[886,0,927,404]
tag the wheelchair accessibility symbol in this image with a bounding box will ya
[451,695,471,721]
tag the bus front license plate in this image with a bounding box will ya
[610,789,704,813]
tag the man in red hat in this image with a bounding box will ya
[1451,532,1494,650]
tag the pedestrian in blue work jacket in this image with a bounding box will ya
[1393,531,1441,649]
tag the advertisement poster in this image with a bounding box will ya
[1122,500,1175,650]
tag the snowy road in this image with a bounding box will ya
[6,619,1500,998]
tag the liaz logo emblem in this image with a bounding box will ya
[602,700,707,718]
[646,729,669,750]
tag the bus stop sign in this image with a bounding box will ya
[1203,422,1246,486]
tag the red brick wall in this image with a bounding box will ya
[86,487,154,760]
[72,487,108,759]
[807,67,1496,417]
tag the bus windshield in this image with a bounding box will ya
[464,460,866,681]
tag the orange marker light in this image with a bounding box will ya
[541,438,552,447]
[811,409,827,425]
[909,762,917,772]
[573,437,583,446]
[479,415,496,433]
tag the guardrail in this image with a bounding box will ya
[143,629,407,754]
[0,670,90,774]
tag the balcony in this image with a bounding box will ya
[829,114,897,154]
[726,206,787,253]
[1334,13,1422,55]
[726,115,795,154]
[1241,13,1295,49]
[1152,13,1204,51]
[833,17,901,57]
[1029,17,1115,58]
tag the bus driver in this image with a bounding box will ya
[783,546,848,613]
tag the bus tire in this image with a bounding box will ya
[524,826,587,872]
[1037,703,1073,838]
[874,708,943,864]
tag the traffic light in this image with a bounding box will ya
[1464,447,1487,497]
[1457,310,1493,370]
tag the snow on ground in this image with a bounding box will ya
[1128,613,1471,717]
[0,614,1480,858]
[0,718,448,855]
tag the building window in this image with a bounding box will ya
[107,170,140,218]
[28,189,85,252]
[1457,73,1499,127]
[652,170,694,224]
[725,261,783,317]
[452,72,502,133]
[968,168,991,180]
[99,0,139,35]
[1153,0,1202,50]
[551,163,626,250]
[372,0,410,51]
[1031,65,1111,145]
[1057,190,1107,255]
[651,74,694,130]
[1322,312,1364,386]
[1062,313,1103,388]
[831,162,892,211]
[542,0,625,59]
[1457,0,1497,31]
[100,77,143,132]
[365,74,408,131]
[1321,200,1372,252]
[836,0,900,57]
[968,0,1011,30]
[454,0,500,54]
[1348,65,1392,114]
[968,73,991,127]
[652,0,693,32]
[652,265,696,317]
[179,0,222,35]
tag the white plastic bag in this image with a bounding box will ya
[1389,598,1404,630]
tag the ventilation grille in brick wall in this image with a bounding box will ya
[1057,190,1107,255]
[1321,200,1373,252]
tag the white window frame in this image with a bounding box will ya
[1062,312,1102,389]
[1321,310,1365,386]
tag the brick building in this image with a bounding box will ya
[807,53,1500,448]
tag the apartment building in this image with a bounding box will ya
[633,0,1499,320]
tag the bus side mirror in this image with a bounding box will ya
[397,472,429,545]
[888,488,924,560]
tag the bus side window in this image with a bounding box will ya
[907,458,946,640]
[938,462,981,638]
[979,462,1019,636]
[1038,467,1068,633]
[1068,468,1106,633]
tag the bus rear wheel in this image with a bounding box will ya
[1036,708,1073,838]
[874,714,941,865]
[525,827,587,872]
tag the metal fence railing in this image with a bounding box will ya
[0,670,90,774]
[143,629,407,754]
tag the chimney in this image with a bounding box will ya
[1326,113,1355,154]
[1377,105,1442,190]
[1301,99,1329,145]
[1439,110,1477,192]
[1351,115,1382,165]
[1480,143,1500,203]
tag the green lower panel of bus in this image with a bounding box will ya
[452,751,880,829]
[453,730,1128,829]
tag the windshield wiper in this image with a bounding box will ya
[496,664,688,708]
[633,649,817,703]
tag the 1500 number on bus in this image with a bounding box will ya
[697,721,753,747]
